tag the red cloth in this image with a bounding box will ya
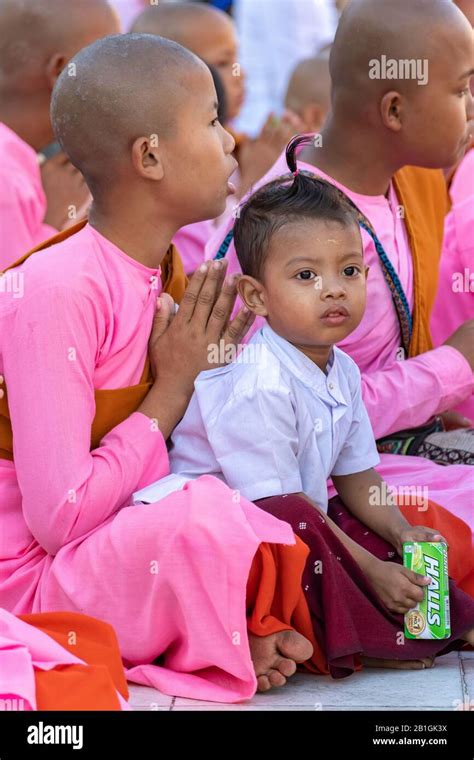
[330,496,474,594]
[255,494,474,678]
[246,538,329,674]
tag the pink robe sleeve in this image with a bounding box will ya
[360,346,473,439]
[3,284,168,556]
[0,187,56,271]
[444,196,474,273]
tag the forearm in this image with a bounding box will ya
[137,380,191,440]
[360,346,473,438]
[16,410,169,555]
[332,469,410,547]
[7,285,172,555]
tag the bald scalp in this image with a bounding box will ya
[0,0,118,94]
[286,56,331,112]
[131,1,229,50]
[330,0,471,104]
[50,33,205,193]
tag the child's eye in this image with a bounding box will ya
[211,117,220,127]
[296,270,316,280]
[343,266,361,277]
[458,87,470,97]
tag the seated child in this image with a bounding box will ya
[170,172,380,509]
[169,170,458,616]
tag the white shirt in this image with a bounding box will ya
[169,325,380,511]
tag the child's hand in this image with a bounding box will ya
[394,526,447,557]
[367,560,431,615]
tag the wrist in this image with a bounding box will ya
[386,513,411,552]
[352,544,380,577]
[359,552,382,581]
[138,381,191,436]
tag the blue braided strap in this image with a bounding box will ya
[357,219,412,354]
[215,230,234,260]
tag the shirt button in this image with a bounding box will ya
[328,382,334,390]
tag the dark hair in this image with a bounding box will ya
[233,134,360,279]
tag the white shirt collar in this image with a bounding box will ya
[259,324,348,407]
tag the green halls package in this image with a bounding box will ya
[403,542,451,640]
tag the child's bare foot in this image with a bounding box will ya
[248,629,313,692]
[361,656,436,670]
[461,628,474,647]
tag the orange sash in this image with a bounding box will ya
[392,165,450,357]
[18,611,128,710]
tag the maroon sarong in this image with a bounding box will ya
[255,494,474,678]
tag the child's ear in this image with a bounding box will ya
[380,91,403,133]
[131,136,164,180]
[237,275,268,317]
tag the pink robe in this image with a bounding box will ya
[0,123,57,271]
[205,151,474,532]
[0,224,297,703]
[0,608,129,710]
[430,150,474,419]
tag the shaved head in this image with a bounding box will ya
[330,0,472,106]
[51,33,206,194]
[285,56,331,112]
[0,0,119,96]
[131,2,231,53]
[131,2,243,122]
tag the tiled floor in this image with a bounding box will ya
[127,651,474,711]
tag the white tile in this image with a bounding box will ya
[460,651,474,710]
[173,654,463,710]
[172,704,314,711]
[127,683,173,711]
[322,705,450,711]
